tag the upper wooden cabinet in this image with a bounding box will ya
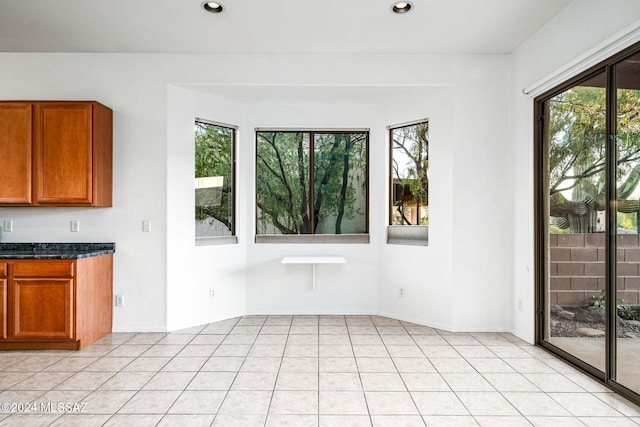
[0,101,112,207]
[0,103,32,204]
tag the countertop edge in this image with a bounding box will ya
[0,243,116,259]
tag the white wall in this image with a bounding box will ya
[245,102,381,316]
[170,56,513,331]
[377,87,455,330]
[0,2,628,337]
[377,57,513,332]
[0,54,169,332]
[510,0,640,342]
[0,53,514,333]
[451,57,513,331]
[166,86,248,331]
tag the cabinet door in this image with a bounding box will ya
[11,278,74,340]
[35,103,93,205]
[0,103,32,204]
[0,278,6,340]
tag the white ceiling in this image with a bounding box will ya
[186,84,443,105]
[0,0,572,55]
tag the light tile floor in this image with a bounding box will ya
[0,315,639,426]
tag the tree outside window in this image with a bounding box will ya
[547,75,640,234]
[390,121,429,226]
[256,130,368,236]
[195,120,235,239]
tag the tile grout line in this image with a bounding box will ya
[2,316,640,426]
[349,314,374,426]
[100,331,181,424]
[102,324,222,423]
[377,318,426,426]
[106,332,180,423]
[263,315,293,427]
[206,316,249,427]
[111,334,177,424]
[172,317,246,424]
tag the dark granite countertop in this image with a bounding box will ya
[0,243,115,259]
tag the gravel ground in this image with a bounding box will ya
[550,309,640,338]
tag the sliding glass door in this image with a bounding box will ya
[540,71,607,373]
[537,42,640,402]
[615,50,640,394]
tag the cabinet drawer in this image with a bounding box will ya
[12,261,74,278]
[0,263,6,277]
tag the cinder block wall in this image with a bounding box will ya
[550,233,640,306]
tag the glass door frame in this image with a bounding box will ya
[535,40,640,405]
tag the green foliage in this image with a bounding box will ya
[591,289,624,310]
[194,122,234,234]
[591,291,605,307]
[391,121,429,225]
[618,305,639,320]
[256,131,367,235]
[549,85,607,198]
[549,225,569,234]
[256,132,311,234]
[314,133,367,234]
[618,212,637,231]
[548,81,640,232]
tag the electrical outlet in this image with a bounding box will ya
[518,298,523,311]
[3,220,13,232]
[143,220,151,232]
[70,220,80,232]
[399,288,405,297]
[115,295,125,306]
[209,289,216,298]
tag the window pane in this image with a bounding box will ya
[390,121,429,225]
[615,52,640,394]
[195,121,234,238]
[314,132,368,234]
[544,73,607,372]
[256,132,311,234]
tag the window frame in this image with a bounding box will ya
[254,128,370,244]
[534,40,640,407]
[194,118,238,246]
[387,118,429,246]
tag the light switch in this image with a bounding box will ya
[115,295,125,306]
[143,220,151,232]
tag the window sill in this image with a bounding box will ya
[387,225,428,246]
[195,236,238,246]
[255,234,369,244]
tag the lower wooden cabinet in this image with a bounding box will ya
[0,255,112,350]
[13,277,74,340]
[0,263,7,340]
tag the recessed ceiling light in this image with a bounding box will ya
[391,1,413,14]
[202,1,224,13]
